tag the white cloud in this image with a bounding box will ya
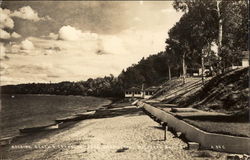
[0,62,8,75]
[21,39,34,50]
[11,6,42,22]
[0,43,6,59]
[58,25,98,41]
[2,3,184,85]
[0,8,14,29]
[58,26,82,41]
[0,29,11,39]
[11,32,21,38]
[48,32,58,40]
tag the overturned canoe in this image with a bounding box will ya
[75,110,96,116]
[19,123,57,133]
[55,111,96,123]
[55,115,80,123]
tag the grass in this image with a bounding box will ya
[184,119,250,137]
[180,108,250,137]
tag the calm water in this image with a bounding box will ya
[0,94,111,139]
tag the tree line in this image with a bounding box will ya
[1,0,248,97]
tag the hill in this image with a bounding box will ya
[150,67,249,114]
[146,67,249,137]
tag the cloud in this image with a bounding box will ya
[58,26,82,41]
[0,29,11,39]
[0,43,6,59]
[11,6,44,22]
[0,8,14,29]
[21,39,34,50]
[58,25,98,41]
[1,2,185,85]
[11,32,21,38]
[0,29,20,40]
[48,33,58,40]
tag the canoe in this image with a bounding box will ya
[55,111,96,123]
[19,123,57,133]
[75,110,96,116]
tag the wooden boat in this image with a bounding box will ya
[75,110,96,116]
[55,115,80,123]
[19,123,57,133]
[55,111,96,123]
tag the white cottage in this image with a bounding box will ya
[143,86,160,99]
[125,86,160,99]
[124,87,143,98]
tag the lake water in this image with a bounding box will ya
[0,94,111,139]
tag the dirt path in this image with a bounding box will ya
[2,106,228,160]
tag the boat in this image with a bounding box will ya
[19,123,57,133]
[55,115,80,123]
[55,111,96,123]
[75,110,96,116]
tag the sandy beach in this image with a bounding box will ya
[1,104,229,160]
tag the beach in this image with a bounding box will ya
[1,104,229,160]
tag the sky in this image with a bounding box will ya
[0,1,183,85]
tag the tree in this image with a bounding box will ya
[173,0,248,73]
[220,0,248,69]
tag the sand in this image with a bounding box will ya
[1,105,228,160]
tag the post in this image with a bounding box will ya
[163,124,167,141]
[217,0,222,73]
[201,49,205,85]
[168,64,171,81]
[141,83,145,98]
[182,53,186,84]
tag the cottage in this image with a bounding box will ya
[124,87,142,98]
[125,86,160,99]
[143,86,160,99]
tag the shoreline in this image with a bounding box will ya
[0,103,230,160]
[0,95,112,140]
